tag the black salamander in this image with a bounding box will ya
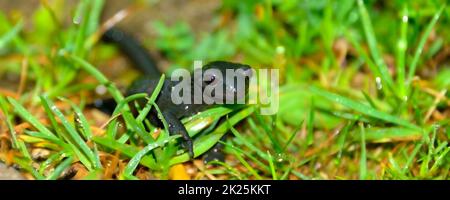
[98,28,252,159]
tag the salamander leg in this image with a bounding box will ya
[162,111,194,158]
[203,134,227,164]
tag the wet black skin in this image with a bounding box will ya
[100,28,252,159]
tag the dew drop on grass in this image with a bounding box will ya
[275,153,285,163]
[375,77,383,90]
[73,15,82,25]
[75,115,85,133]
[276,46,285,54]
[50,105,58,112]
[402,95,408,102]
[95,85,107,95]
[333,129,340,137]
[433,124,440,130]
[402,15,408,22]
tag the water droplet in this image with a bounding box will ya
[375,77,383,90]
[402,96,408,102]
[275,153,285,163]
[433,124,440,130]
[276,46,285,54]
[75,117,82,124]
[73,16,82,25]
[398,40,406,49]
[333,129,340,137]
[50,105,58,111]
[402,15,408,23]
[95,85,107,95]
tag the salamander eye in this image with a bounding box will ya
[204,75,216,85]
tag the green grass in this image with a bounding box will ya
[0,0,449,180]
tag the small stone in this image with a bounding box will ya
[0,162,25,180]
[31,148,51,161]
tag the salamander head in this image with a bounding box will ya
[193,61,253,104]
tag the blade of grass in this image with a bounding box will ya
[246,117,268,147]
[280,166,293,180]
[407,5,445,87]
[281,120,304,153]
[106,93,154,143]
[152,102,170,141]
[420,125,439,177]
[357,0,395,94]
[68,55,157,144]
[352,127,422,142]
[106,93,146,129]
[135,75,166,123]
[346,31,382,79]
[11,156,45,180]
[361,91,378,110]
[169,106,255,165]
[65,99,102,168]
[41,95,65,137]
[92,136,158,170]
[82,169,103,180]
[387,153,408,179]
[310,86,421,131]
[221,141,270,172]
[24,131,68,148]
[306,98,315,146]
[396,4,409,98]
[359,123,367,180]
[402,141,424,174]
[429,146,449,175]
[73,0,90,57]
[40,95,98,169]
[0,20,23,49]
[229,121,269,161]
[0,96,19,148]
[206,160,243,180]
[85,0,105,41]
[39,151,66,175]
[267,151,277,180]
[255,113,282,152]
[63,99,94,140]
[336,120,357,162]
[122,135,180,177]
[291,170,311,180]
[17,140,32,160]
[230,146,263,180]
[183,107,233,138]
[67,55,124,104]
[46,157,74,180]
[7,97,59,140]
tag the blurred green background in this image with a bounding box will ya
[0,0,448,180]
